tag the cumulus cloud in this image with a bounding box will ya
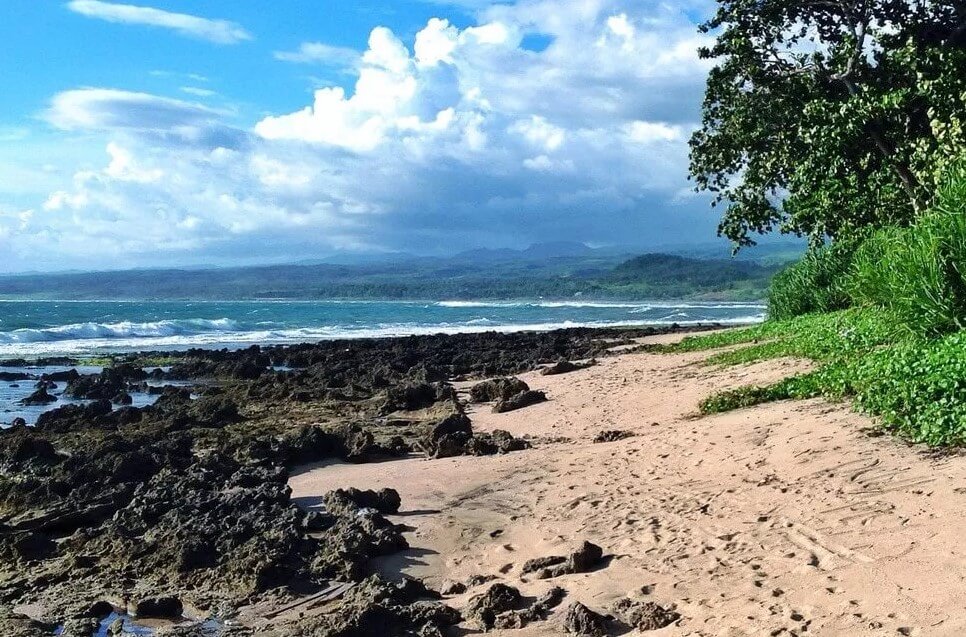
[10,0,722,271]
[66,0,251,44]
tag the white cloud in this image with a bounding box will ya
[274,42,361,67]
[45,89,223,133]
[180,87,217,98]
[9,0,721,271]
[511,116,566,152]
[414,18,459,67]
[256,28,424,152]
[150,70,210,82]
[607,13,635,38]
[625,120,684,143]
[66,0,251,44]
[104,142,163,183]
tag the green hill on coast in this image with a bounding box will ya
[0,249,787,302]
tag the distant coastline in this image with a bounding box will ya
[0,251,787,303]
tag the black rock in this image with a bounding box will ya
[612,598,680,631]
[86,600,115,619]
[491,586,567,630]
[325,488,402,515]
[20,387,57,405]
[190,395,242,427]
[469,377,530,403]
[310,576,460,637]
[593,430,635,443]
[542,360,595,376]
[522,541,604,579]
[564,602,609,636]
[42,369,80,383]
[465,583,524,630]
[440,580,467,596]
[134,596,183,619]
[493,390,547,413]
[422,413,474,459]
[0,372,32,382]
[380,382,450,413]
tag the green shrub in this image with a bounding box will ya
[847,162,966,336]
[767,240,858,320]
[699,371,827,414]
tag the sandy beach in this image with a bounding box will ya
[290,332,966,636]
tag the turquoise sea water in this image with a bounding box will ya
[0,299,765,358]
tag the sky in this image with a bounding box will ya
[0,0,726,272]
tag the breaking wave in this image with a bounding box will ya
[0,299,766,357]
[0,319,242,344]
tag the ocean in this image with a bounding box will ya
[0,299,765,358]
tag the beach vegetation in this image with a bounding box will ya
[672,299,966,445]
[766,239,859,320]
[684,0,966,446]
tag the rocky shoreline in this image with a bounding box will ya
[0,325,719,636]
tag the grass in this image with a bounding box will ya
[848,204,966,337]
[664,307,966,446]
[698,372,827,414]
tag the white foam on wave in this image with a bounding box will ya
[0,318,242,344]
[435,301,525,308]
[437,300,765,310]
[0,315,766,358]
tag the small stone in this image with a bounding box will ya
[440,580,467,596]
[564,602,609,636]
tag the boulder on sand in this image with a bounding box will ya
[491,586,567,630]
[465,583,524,630]
[421,413,474,459]
[323,487,402,515]
[521,541,604,579]
[612,598,680,631]
[541,360,594,376]
[493,390,547,413]
[564,602,609,636]
[469,377,530,403]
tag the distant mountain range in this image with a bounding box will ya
[292,239,802,267]
[0,243,800,301]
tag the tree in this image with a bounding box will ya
[690,0,966,248]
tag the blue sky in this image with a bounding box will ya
[0,0,726,272]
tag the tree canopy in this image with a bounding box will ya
[690,0,966,247]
